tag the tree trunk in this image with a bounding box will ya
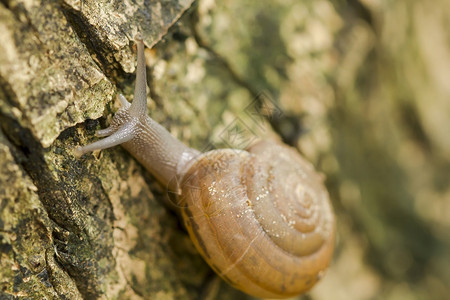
[1,0,449,299]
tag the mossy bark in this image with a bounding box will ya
[1,0,449,299]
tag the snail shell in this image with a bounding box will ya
[179,140,335,298]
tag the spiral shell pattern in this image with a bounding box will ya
[179,140,335,298]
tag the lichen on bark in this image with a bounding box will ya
[1,0,450,299]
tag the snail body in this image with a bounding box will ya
[75,35,335,298]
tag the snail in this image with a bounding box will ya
[74,34,335,298]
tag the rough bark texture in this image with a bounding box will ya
[1,0,449,299]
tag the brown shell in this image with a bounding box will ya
[179,140,335,298]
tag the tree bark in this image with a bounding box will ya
[1,0,449,299]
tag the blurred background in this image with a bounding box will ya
[166,0,450,299]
